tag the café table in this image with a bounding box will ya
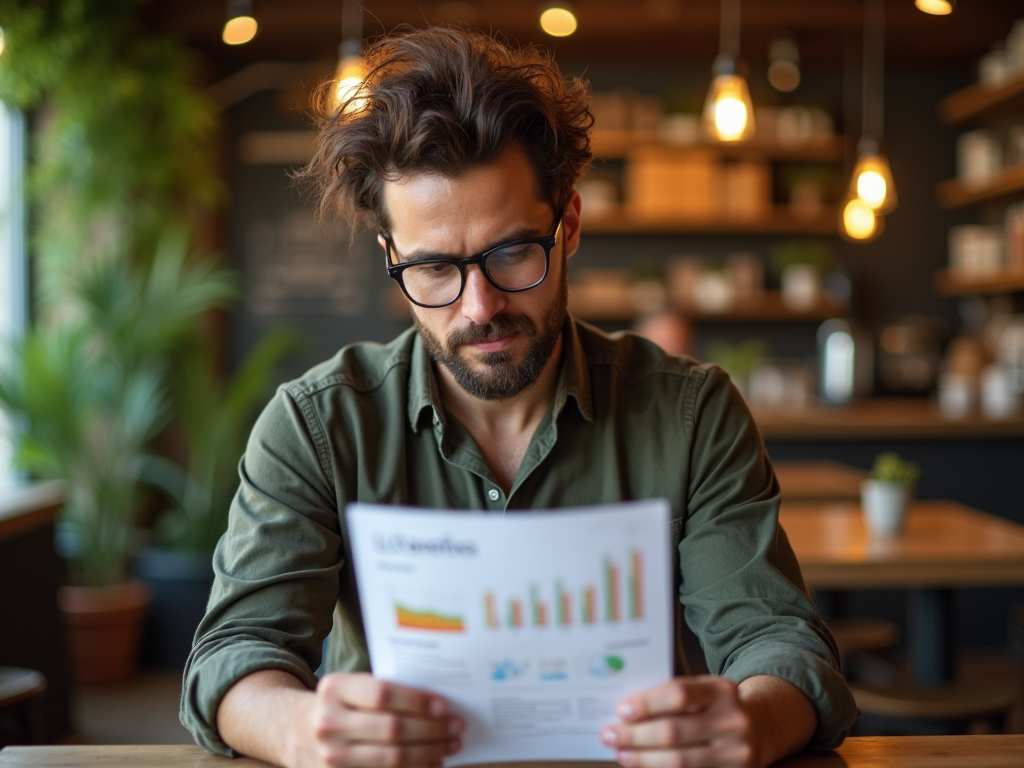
[773,461,867,502]
[2,737,1024,767]
[779,500,1024,684]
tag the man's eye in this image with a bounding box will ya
[408,262,456,279]
[489,246,531,265]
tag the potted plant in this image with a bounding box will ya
[769,239,835,312]
[136,329,296,667]
[861,452,920,537]
[0,240,234,682]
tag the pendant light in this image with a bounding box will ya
[539,3,578,37]
[915,0,954,15]
[703,0,755,143]
[222,0,258,46]
[841,195,883,241]
[334,0,366,113]
[848,0,897,218]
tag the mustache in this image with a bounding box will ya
[447,314,537,348]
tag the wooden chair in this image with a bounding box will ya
[828,617,901,685]
[0,667,47,747]
[852,682,1019,734]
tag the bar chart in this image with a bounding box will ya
[483,549,644,630]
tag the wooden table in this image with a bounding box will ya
[773,461,866,502]
[779,500,1024,683]
[2,737,1024,766]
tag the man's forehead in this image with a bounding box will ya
[382,153,551,249]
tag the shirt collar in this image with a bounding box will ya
[555,313,594,422]
[408,332,442,432]
[406,313,594,432]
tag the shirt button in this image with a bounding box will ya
[487,489,500,501]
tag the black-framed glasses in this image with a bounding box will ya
[385,217,562,308]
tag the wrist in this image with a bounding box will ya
[281,688,317,768]
[738,675,817,768]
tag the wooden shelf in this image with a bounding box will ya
[568,290,845,323]
[754,398,1024,440]
[935,266,1024,296]
[936,164,1024,209]
[582,206,838,235]
[590,129,845,162]
[938,73,1024,125]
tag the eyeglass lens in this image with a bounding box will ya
[401,242,548,306]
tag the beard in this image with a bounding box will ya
[415,267,568,402]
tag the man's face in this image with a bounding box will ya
[381,147,581,402]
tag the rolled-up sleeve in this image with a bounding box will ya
[678,366,857,750]
[180,387,344,755]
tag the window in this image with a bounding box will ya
[0,105,26,489]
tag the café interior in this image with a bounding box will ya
[1,0,1024,765]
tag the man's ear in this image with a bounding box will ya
[562,190,583,260]
[377,234,387,251]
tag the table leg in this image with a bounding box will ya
[908,588,955,684]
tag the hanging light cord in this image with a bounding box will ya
[862,0,885,142]
[341,0,363,55]
[720,0,741,58]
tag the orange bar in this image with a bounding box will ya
[609,563,620,622]
[584,586,596,624]
[632,550,643,619]
[561,592,571,626]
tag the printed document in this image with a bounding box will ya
[346,500,674,765]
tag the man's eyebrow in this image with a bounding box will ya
[393,224,548,263]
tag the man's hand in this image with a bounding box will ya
[217,669,463,768]
[599,675,817,768]
[300,672,464,768]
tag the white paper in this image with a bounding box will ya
[345,500,674,765]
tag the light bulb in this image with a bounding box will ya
[849,146,897,213]
[915,0,954,15]
[703,73,755,142]
[856,171,887,208]
[540,6,577,37]
[768,60,800,92]
[334,55,368,113]
[222,15,258,45]
[841,197,882,242]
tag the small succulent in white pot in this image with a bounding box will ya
[861,452,920,537]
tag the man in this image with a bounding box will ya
[182,26,857,768]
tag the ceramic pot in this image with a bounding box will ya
[136,548,214,669]
[860,479,913,537]
[58,579,150,684]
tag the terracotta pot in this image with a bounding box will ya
[58,579,151,684]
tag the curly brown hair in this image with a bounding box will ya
[296,26,594,236]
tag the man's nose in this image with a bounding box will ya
[460,264,506,325]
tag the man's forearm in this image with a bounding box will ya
[738,675,818,768]
[216,668,315,768]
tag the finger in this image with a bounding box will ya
[320,673,449,717]
[321,738,462,768]
[617,677,736,721]
[602,715,722,749]
[335,709,465,744]
[615,743,753,768]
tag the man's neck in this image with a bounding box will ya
[436,334,564,492]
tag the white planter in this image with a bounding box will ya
[860,479,913,537]
[780,264,821,311]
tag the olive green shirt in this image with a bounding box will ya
[181,317,857,755]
